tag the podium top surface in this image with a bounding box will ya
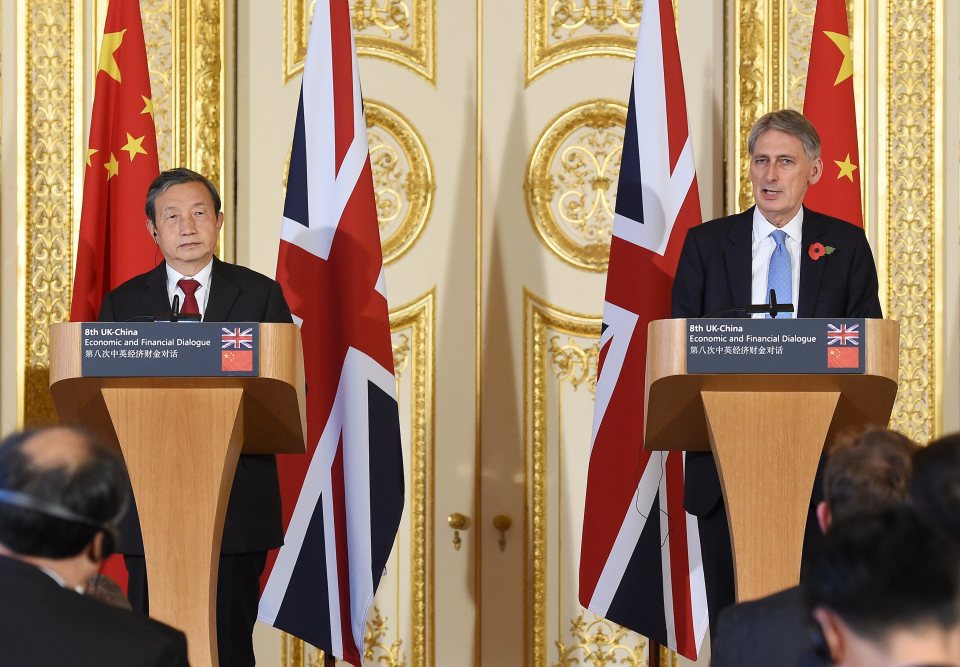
[643,318,899,452]
[48,322,306,455]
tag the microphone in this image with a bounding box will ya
[171,294,180,322]
[765,288,794,319]
[703,290,795,318]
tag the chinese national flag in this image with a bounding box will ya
[70,0,160,322]
[70,0,161,590]
[802,0,862,227]
[828,347,859,368]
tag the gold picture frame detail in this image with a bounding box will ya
[525,99,627,273]
[365,100,435,265]
[284,0,436,84]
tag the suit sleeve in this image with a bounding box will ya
[845,230,883,318]
[709,605,744,667]
[671,227,705,318]
[265,280,294,324]
[149,630,190,667]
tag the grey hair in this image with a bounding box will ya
[747,110,821,160]
[144,168,221,225]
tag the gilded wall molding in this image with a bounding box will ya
[285,289,435,666]
[20,0,78,425]
[525,100,626,273]
[366,101,435,264]
[284,0,436,84]
[881,0,941,440]
[526,0,642,83]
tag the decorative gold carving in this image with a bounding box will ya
[141,0,174,170]
[393,333,411,376]
[285,0,436,84]
[526,100,626,272]
[527,0,642,83]
[284,290,434,667]
[190,0,224,186]
[785,0,817,112]
[733,0,769,212]
[22,0,76,425]
[884,0,938,441]
[548,336,599,394]
[366,101,435,264]
[364,606,407,667]
[553,613,647,667]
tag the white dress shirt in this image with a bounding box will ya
[751,208,802,318]
[165,259,214,319]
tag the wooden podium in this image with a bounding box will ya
[644,318,899,603]
[49,323,306,667]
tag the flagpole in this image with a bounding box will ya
[650,640,660,667]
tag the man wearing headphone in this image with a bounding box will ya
[0,426,188,666]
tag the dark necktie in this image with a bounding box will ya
[177,278,201,316]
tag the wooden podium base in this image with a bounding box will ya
[702,390,840,602]
[103,387,244,667]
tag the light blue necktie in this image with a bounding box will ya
[766,229,792,318]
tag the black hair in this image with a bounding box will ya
[802,506,960,642]
[912,433,960,544]
[0,428,127,558]
[144,167,222,225]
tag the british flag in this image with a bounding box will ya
[257,2,404,664]
[827,323,860,346]
[221,327,254,349]
[578,0,708,659]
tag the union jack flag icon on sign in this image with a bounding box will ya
[221,327,254,349]
[827,323,859,346]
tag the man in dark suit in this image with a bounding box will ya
[710,429,917,667]
[99,167,292,667]
[671,110,883,631]
[0,426,189,666]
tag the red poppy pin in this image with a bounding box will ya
[808,242,836,261]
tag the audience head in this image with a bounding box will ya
[911,432,960,543]
[817,429,918,532]
[803,506,960,667]
[0,427,127,582]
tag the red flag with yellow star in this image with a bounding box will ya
[70,0,160,321]
[802,0,862,227]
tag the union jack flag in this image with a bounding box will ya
[827,323,860,346]
[221,327,254,349]
[258,2,404,664]
[579,0,708,659]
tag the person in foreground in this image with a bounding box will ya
[0,426,188,666]
[802,506,960,667]
[99,167,293,666]
[671,109,883,628]
[910,432,960,544]
[710,429,917,666]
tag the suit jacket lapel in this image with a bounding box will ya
[204,257,240,322]
[798,207,827,318]
[723,208,753,313]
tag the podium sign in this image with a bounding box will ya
[685,318,865,374]
[80,322,260,377]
